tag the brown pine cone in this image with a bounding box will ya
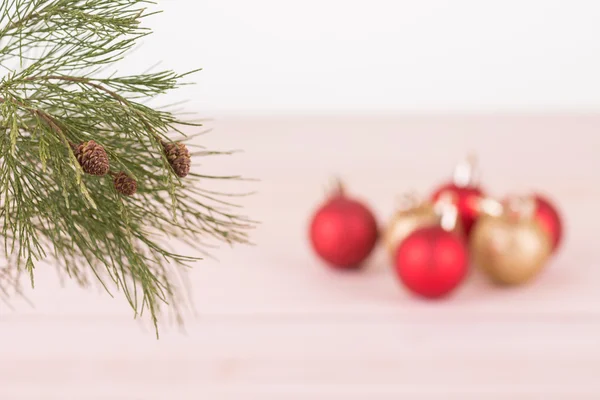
[113,171,137,196]
[72,140,110,176]
[161,140,191,178]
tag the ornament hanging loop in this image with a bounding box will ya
[453,153,479,188]
[506,195,536,220]
[395,190,421,211]
[325,176,346,198]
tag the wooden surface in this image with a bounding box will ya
[1,115,599,399]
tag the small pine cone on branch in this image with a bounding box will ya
[72,140,110,176]
[161,141,191,178]
[113,171,137,196]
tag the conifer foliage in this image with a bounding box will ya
[0,0,253,335]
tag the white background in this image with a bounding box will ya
[129,0,600,115]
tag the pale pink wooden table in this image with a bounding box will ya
[1,115,599,399]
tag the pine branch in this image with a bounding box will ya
[0,0,254,337]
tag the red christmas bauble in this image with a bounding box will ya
[394,226,468,299]
[533,194,563,252]
[309,190,378,270]
[432,183,484,237]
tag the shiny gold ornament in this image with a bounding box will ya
[470,198,552,286]
[384,203,438,258]
[383,193,462,258]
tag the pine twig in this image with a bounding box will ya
[0,0,254,337]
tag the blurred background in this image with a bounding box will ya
[138,0,600,115]
[2,1,600,399]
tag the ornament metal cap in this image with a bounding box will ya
[331,176,346,196]
[395,190,421,211]
[434,192,460,232]
[506,195,537,220]
[478,197,504,217]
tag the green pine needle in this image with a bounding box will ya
[0,0,254,337]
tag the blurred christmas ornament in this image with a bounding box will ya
[470,197,552,286]
[383,193,462,259]
[501,193,563,253]
[532,194,563,252]
[431,155,485,238]
[394,202,468,299]
[309,180,378,270]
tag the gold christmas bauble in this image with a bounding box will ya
[470,213,552,286]
[384,202,463,258]
[384,203,437,258]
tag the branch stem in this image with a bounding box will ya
[23,75,164,142]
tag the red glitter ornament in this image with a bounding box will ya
[309,182,378,270]
[394,225,468,299]
[431,156,485,238]
[533,194,563,252]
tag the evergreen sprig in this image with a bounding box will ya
[0,0,253,336]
